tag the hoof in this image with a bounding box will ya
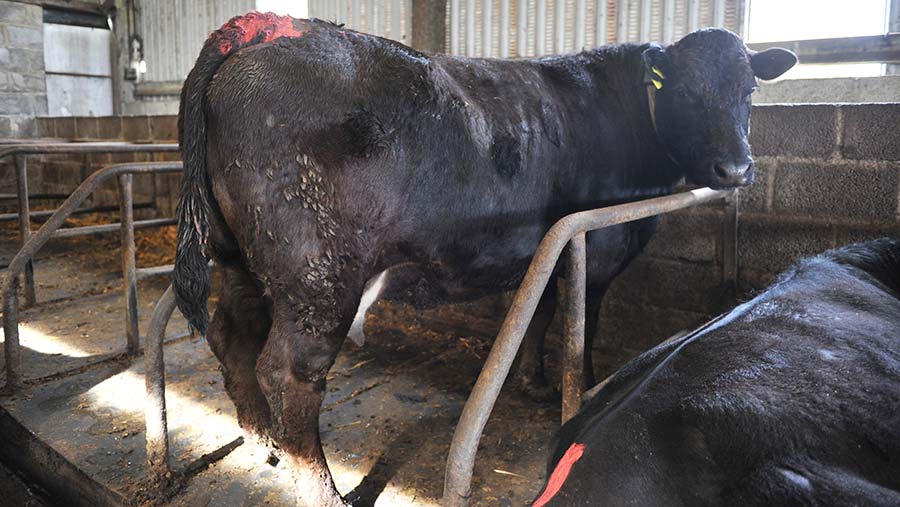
[516,375,559,402]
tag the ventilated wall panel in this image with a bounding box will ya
[307,0,413,44]
[137,0,255,83]
[445,0,743,57]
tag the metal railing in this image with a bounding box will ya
[2,161,183,393]
[135,187,735,499]
[1,142,179,307]
[144,283,176,483]
[441,187,734,507]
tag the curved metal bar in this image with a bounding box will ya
[144,284,176,483]
[2,161,182,392]
[442,187,732,507]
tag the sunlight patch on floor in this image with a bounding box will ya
[1,323,94,358]
[85,369,240,449]
[84,368,440,506]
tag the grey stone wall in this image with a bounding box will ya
[594,103,900,377]
[0,0,46,137]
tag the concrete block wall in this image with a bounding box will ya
[594,103,900,377]
[0,0,47,137]
[0,115,180,215]
[740,104,900,286]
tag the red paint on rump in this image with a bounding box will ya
[532,442,586,507]
[212,12,306,55]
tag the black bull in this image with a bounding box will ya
[174,13,795,506]
[537,238,900,506]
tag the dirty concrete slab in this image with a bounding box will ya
[1,221,187,385]
[1,225,561,506]
[3,302,558,507]
[196,318,561,507]
[0,460,51,507]
[0,276,190,385]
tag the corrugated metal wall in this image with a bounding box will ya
[134,0,742,85]
[307,0,413,45]
[445,0,744,58]
[137,0,255,83]
[137,0,412,84]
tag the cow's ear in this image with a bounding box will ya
[750,48,797,80]
[642,44,669,88]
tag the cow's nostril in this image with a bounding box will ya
[712,159,753,187]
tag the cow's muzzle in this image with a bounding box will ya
[711,158,754,188]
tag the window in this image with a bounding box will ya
[746,0,891,79]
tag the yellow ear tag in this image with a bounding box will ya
[651,66,666,89]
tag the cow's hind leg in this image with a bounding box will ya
[256,275,363,507]
[513,288,558,401]
[583,284,610,389]
[207,266,272,440]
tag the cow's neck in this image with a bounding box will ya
[588,44,682,198]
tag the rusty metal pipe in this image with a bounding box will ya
[136,264,174,280]
[15,155,35,307]
[1,142,178,305]
[2,279,22,393]
[119,174,140,357]
[50,218,176,239]
[442,187,732,507]
[1,162,182,394]
[561,232,586,424]
[0,202,155,222]
[0,192,71,201]
[144,283,175,484]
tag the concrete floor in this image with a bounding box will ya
[0,460,51,507]
[1,226,561,506]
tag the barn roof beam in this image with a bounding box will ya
[15,0,107,16]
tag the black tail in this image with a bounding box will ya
[173,40,221,335]
[174,12,308,334]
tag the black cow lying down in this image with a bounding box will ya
[174,12,795,506]
[535,238,900,506]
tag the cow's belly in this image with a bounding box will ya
[376,219,643,309]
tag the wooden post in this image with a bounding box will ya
[412,0,447,53]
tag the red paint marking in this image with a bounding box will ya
[212,12,307,56]
[532,442,586,507]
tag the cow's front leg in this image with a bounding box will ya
[256,285,358,507]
